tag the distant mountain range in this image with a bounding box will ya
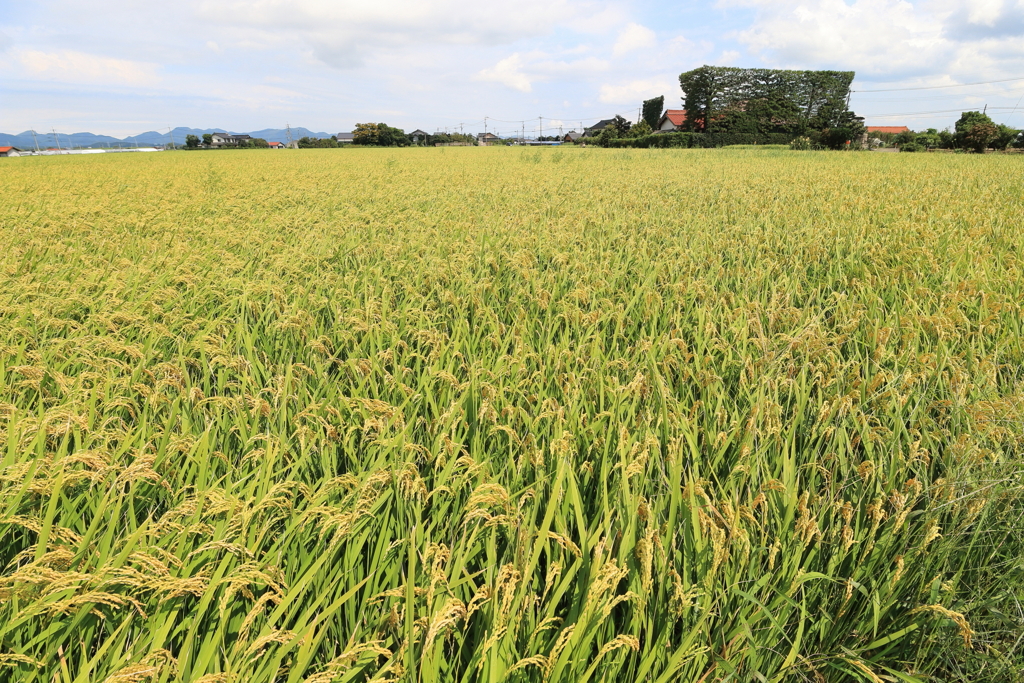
[0,127,334,149]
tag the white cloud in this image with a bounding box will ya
[476,51,609,93]
[196,0,607,69]
[476,53,533,92]
[724,0,1024,80]
[731,0,944,75]
[966,0,1005,26]
[612,23,656,57]
[15,49,160,86]
[599,76,676,104]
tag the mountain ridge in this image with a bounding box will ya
[0,127,335,149]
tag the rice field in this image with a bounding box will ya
[0,147,1022,682]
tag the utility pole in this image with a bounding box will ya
[167,126,176,149]
[52,129,62,153]
[539,116,543,140]
[30,130,40,152]
[521,121,524,144]
[983,104,987,114]
[286,123,294,147]
[637,106,642,123]
[460,123,464,135]
[484,117,488,136]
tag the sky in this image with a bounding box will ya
[2,0,1024,137]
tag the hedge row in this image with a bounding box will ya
[602,132,797,148]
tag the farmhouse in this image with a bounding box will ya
[583,119,616,137]
[563,131,581,142]
[210,133,253,147]
[409,129,429,143]
[477,132,501,145]
[0,146,22,157]
[268,141,285,149]
[657,110,687,131]
[867,126,910,135]
[336,133,355,143]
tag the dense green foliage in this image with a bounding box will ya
[642,96,664,130]
[353,123,410,147]
[298,137,339,149]
[1,148,1022,683]
[678,66,859,137]
[599,131,797,148]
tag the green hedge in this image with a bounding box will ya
[603,132,797,148]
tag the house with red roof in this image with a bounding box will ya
[268,141,284,148]
[867,126,910,135]
[657,110,687,131]
[0,146,23,157]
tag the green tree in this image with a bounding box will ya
[895,130,916,146]
[202,133,213,147]
[297,136,338,148]
[992,124,1019,150]
[185,134,200,149]
[249,138,270,148]
[679,65,856,135]
[353,123,380,145]
[821,127,856,150]
[628,121,653,138]
[954,111,996,152]
[641,96,664,129]
[609,115,632,137]
[376,124,408,147]
[915,128,941,149]
[964,123,997,153]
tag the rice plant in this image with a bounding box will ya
[0,147,1022,682]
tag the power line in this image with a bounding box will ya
[853,76,1024,93]
[864,106,1017,117]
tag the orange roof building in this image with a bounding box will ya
[867,126,910,135]
[657,110,687,131]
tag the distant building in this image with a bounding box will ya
[563,131,581,143]
[409,129,429,143]
[336,133,355,144]
[0,146,22,157]
[268,141,285,149]
[210,133,253,147]
[477,132,500,145]
[867,126,910,135]
[583,119,616,137]
[657,110,687,131]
